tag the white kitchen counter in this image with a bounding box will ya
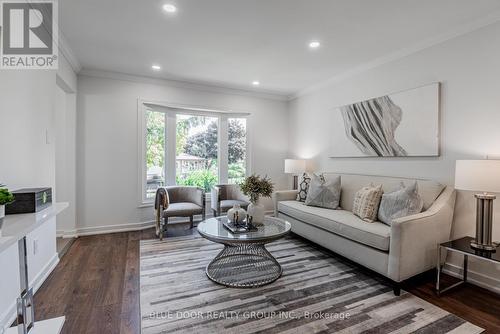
[0,202,68,254]
[0,202,68,332]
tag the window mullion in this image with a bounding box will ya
[166,112,177,186]
[219,116,229,184]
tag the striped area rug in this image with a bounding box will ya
[140,235,483,334]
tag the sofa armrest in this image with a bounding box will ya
[273,190,298,217]
[194,187,205,210]
[388,186,456,282]
[211,186,220,212]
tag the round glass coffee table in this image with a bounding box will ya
[197,216,291,288]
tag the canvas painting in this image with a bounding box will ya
[330,83,440,157]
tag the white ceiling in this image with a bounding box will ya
[61,0,500,97]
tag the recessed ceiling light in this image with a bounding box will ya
[309,40,321,49]
[252,81,260,86]
[162,4,177,13]
[152,65,161,71]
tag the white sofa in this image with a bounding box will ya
[274,173,456,295]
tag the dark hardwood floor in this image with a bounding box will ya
[34,222,500,334]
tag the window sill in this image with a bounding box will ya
[139,202,154,208]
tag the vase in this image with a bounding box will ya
[227,204,246,224]
[247,202,265,224]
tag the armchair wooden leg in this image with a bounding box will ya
[160,217,168,241]
[190,216,194,229]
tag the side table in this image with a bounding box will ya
[436,236,499,295]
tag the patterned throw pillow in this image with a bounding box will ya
[296,173,312,201]
[305,174,341,209]
[378,182,423,226]
[352,184,383,222]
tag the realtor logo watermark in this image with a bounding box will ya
[0,0,58,69]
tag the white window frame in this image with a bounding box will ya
[138,100,251,206]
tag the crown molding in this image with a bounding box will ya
[289,10,500,101]
[57,32,82,74]
[78,68,289,102]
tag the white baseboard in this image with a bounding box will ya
[442,262,500,294]
[56,230,78,238]
[1,254,59,333]
[75,221,155,236]
[57,211,275,237]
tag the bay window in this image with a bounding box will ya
[228,118,247,184]
[176,114,219,191]
[140,102,249,204]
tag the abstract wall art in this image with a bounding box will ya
[330,83,440,157]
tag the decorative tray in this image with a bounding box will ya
[222,220,258,233]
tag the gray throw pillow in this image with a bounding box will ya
[378,181,423,226]
[305,174,341,209]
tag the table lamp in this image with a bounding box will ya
[455,160,500,251]
[284,159,306,190]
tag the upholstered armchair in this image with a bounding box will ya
[210,184,250,217]
[155,186,205,240]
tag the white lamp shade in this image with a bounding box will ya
[284,159,306,174]
[455,160,500,193]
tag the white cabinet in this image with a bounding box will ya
[0,242,21,329]
[26,217,58,290]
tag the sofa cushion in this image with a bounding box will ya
[322,173,444,211]
[163,202,203,217]
[278,200,390,251]
[220,200,249,210]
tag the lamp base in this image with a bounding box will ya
[470,193,498,252]
[471,193,498,252]
[470,240,499,251]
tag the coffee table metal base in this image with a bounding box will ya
[206,243,282,288]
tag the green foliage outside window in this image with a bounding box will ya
[183,119,246,164]
[228,162,246,184]
[146,111,165,170]
[176,169,218,192]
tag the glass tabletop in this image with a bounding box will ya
[197,216,291,242]
[441,236,500,263]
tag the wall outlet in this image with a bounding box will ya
[33,239,39,255]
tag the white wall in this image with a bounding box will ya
[0,71,56,190]
[54,85,77,236]
[76,73,288,233]
[288,22,500,292]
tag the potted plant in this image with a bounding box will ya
[239,175,274,224]
[0,184,15,233]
